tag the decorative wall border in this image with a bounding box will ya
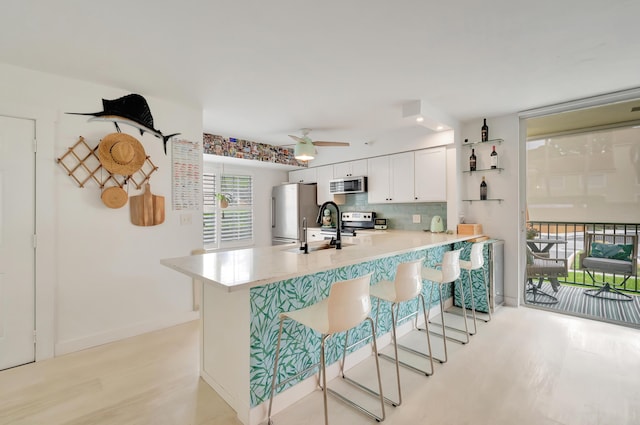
[203,133,307,167]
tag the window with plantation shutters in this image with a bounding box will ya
[219,175,253,243]
[203,173,217,246]
[203,172,254,249]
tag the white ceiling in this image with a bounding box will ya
[2,1,639,148]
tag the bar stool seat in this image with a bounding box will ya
[267,273,385,425]
[421,249,465,363]
[368,258,433,407]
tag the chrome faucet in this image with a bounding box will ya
[316,201,341,249]
[300,217,308,254]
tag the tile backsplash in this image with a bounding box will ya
[340,193,447,231]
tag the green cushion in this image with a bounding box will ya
[590,242,633,261]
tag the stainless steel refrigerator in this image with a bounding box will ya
[271,183,318,245]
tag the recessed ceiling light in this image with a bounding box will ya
[416,116,424,123]
[436,125,444,131]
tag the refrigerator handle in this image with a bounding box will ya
[271,197,276,228]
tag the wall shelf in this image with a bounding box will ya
[462,138,504,147]
[463,167,504,174]
[463,199,504,203]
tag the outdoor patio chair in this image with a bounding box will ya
[526,247,568,305]
[579,232,638,301]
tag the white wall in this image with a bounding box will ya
[459,115,523,307]
[0,63,203,356]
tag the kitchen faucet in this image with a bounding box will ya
[316,201,341,249]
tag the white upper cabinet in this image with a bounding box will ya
[288,167,317,183]
[366,156,391,204]
[414,147,447,201]
[390,152,416,202]
[333,159,368,178]
[315,165,334,205]
[367,152,415,203]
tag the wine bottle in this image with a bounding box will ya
[490,145,498,169]
[481,118,489,142]
[469,148,477,171]
[480,176,487,200]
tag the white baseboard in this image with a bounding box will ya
[54,310,200,356]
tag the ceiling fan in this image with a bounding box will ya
[287,128,350,161]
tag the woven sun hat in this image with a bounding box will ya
[101,186,128,209]
[98,133,146,175]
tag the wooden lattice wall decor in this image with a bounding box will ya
[57,136,158,189]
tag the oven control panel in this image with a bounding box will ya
[341,211,376,229]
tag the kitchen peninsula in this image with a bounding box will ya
[161,230,479,425]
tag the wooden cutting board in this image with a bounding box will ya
[130,183,165,226]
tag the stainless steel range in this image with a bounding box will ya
[320,211,376,236]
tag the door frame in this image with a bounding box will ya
[517,87,640,307]
[0,103,56,361]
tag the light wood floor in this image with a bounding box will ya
[1,306,639,425]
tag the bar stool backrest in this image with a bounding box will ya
[470,242,485,269]
[394,258,425,302]
[441,249,462,283]
[327,273,373,334]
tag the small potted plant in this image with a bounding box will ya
[215,193,231,209]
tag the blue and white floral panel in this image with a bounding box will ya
[249,244,450,407]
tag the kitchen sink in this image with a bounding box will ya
[283,242,355,254]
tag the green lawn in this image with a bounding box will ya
[559,270,640,293]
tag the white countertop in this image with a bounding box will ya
[161,230,479,292]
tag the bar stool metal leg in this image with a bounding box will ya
[267,274,385,425]
[333,317,385,420]
[428,278,470,345]
[465,269,478,335]
[343,258,433,408]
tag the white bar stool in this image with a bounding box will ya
[421,249,466,363]
[459,241,490,334]
[368,258,433,407]
[267,273,385,425]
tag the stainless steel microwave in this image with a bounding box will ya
[329,176,367,194]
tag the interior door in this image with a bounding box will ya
[0,115,36,370]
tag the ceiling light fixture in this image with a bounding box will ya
[294,141,315,161]
[416,116,424,123]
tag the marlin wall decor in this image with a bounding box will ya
[67,93,180,154]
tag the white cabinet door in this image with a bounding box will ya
[366,156,391,203]
[389,152,415,202]
[289,167,317,183]
[315,165,334,205]
[414,147,447,201]
[368,152,415,203]
[334,159,368,178]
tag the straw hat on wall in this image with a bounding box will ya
[98,133,146,176]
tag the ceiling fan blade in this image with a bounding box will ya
[312,141,350,147]
[288,134,305,144]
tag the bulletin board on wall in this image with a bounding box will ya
[171,139,201,211]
